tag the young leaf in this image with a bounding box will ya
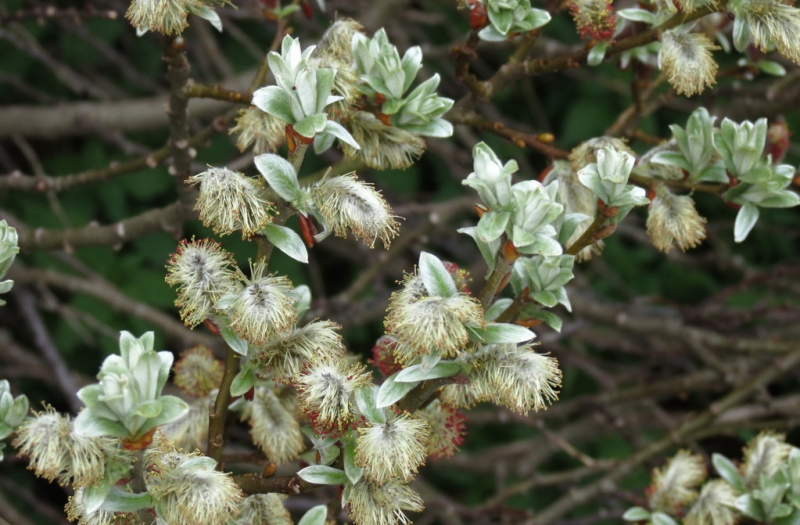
[418,251,458,298]
[376,372,418,408]
[82,482,112,515]
[217,316,249,356]
[298,505,328,525]
[466,323,535,344]
[394,361,461,383]
[254,153,303,203]
[297,465,348,485]
[342,433,363,485]
[262,224,309,263]
[230,364,256,397]
[355,386,386,424]
[712,453,745,492]
[622,507,651,521]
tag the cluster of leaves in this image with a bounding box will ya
[625,432,800,525]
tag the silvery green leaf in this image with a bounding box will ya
[394,361,461,383]
[145,396,189,431]
[531,289,558,308]
[771,504,794,520]
[297,465,348,485]
[617,8,655,23]
[515,234,564,257]
[712,453,745,491]
[478,24,507,42]
[298,505,328,525]
[101,488,153,513]
[293,113,328,138]
[736,493,765,521]
[400,46,423,93]
[295,68,319,117]
[622,507,651,521]
[755,190,800,208]
[757,60,786,76]
[651,151,691,171]
[314,68,335,113]
[132,400,161,419]
[288,285,312,319]
[587,41,609,66]
[82,482,112,515]
[467,323,535,344]
[458,226,501,273]
[477,211,511,243]
[696,161,728,183]
[523,308,563,332]
[419,251,458,298]
[773,508,800,525]
[734,202,760,242]
[401,118,454,138]
[554,287,572,311]
[262,224,308,263]
[73,411,128,438]
[420,352,441,372]
[192,6,223,31]
[323,120,360,150]
[255,153,303,203]
[341,433,363,485]
[650,512,679,525]
[355,386,385,425]
[252,86,295,124]
[313,131,336,154]
[485,298,513,321]
[732,16,750,53]
[217,316,249,356]
[519,8,551,30]
[376,372,418,408]
[181,456,218,470]
[230,364,256,397]
[488,6,513,34]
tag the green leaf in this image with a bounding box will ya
[217,316,249,356]
[132,400,161,419]
[342,433,363,485]
[293,114,327,138]
[734,202,760,242]
[622,506,651,521]
[713,453,745,492]
[82,482,112,514]
[651,151,691,171]
[650,512,679,525]
[418,251,458,298]
[485,298,513,321]
[73,411,128,438]
[617,8,655,23]
[757,60,786,76]
[735,493,765,521]
[298,505,328,525]
[376,372,418,408]
[102,488,153,513]
[230,364,256,397]
[355,386,385,424]
[254,153,303,204]
[252,86,295,124]
[477,211,511,243]
[144,395,189,431]
[523,309,563,332]
[466,323,535,344]
[587,41,609,66]
[192,5,223,31]
[262,224,308,263]
[323,120,361,150]
[394,361,461,383]
[297,465,348,485]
